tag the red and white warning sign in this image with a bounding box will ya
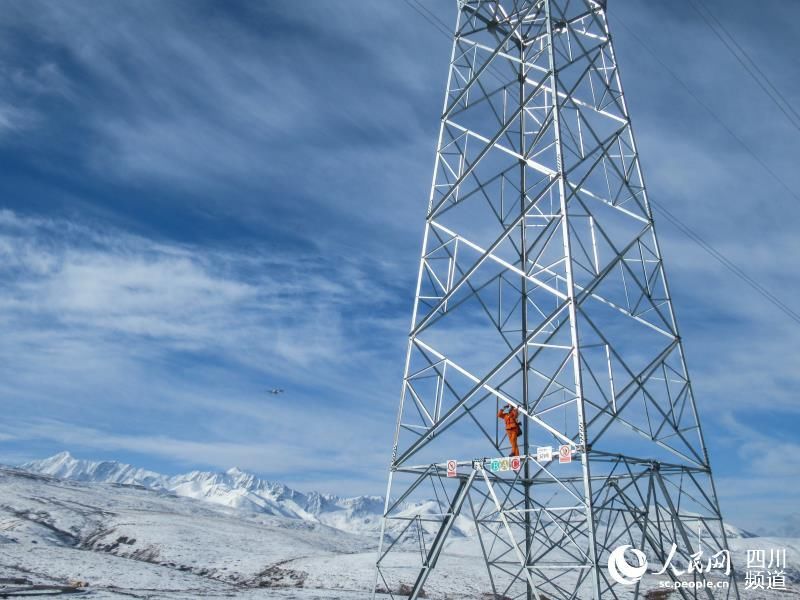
[559,445,572,464]
[510,456,521,471]
[446,459,458,478]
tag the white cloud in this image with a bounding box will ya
[0,103,38,133]
[0,210,402,495]
[0,210,373,368]
[0,1,443,253]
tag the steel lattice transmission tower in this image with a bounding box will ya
[374,1,739,599]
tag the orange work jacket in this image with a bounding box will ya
[498,407,520,432]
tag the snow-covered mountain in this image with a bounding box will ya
[2,460,798,599]
[1,457,484,598]
[0,463,383,598]
[22,451,387,535]
[23,451,758,543]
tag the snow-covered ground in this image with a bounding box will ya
[1,454,797,598]
[0,460,488,599]
[0,465,379,598]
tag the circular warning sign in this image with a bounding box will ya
[446,460,458,477]
[559,445,572,463]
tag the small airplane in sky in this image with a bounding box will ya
[267,388,284,395]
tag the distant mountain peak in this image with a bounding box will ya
[20,452,391,536]
[33,450,75,466]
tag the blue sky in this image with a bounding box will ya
[0,1,797,536]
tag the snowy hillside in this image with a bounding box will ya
[3,453,798,598]
[0,464,379,598]
[0,464,497,598]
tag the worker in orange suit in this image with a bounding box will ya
[498,405,522,456]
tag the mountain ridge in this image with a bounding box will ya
[21,451,386,535]
[19,451,758,541]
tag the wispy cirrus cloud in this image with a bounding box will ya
[0,209,350,364]
[0,1,443,244]
[0,209,402,493]
[712,412,800,535]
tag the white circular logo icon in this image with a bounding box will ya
[608,545,648,585]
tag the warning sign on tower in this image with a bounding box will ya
[559,445,572,464]
[446,459,457,477]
